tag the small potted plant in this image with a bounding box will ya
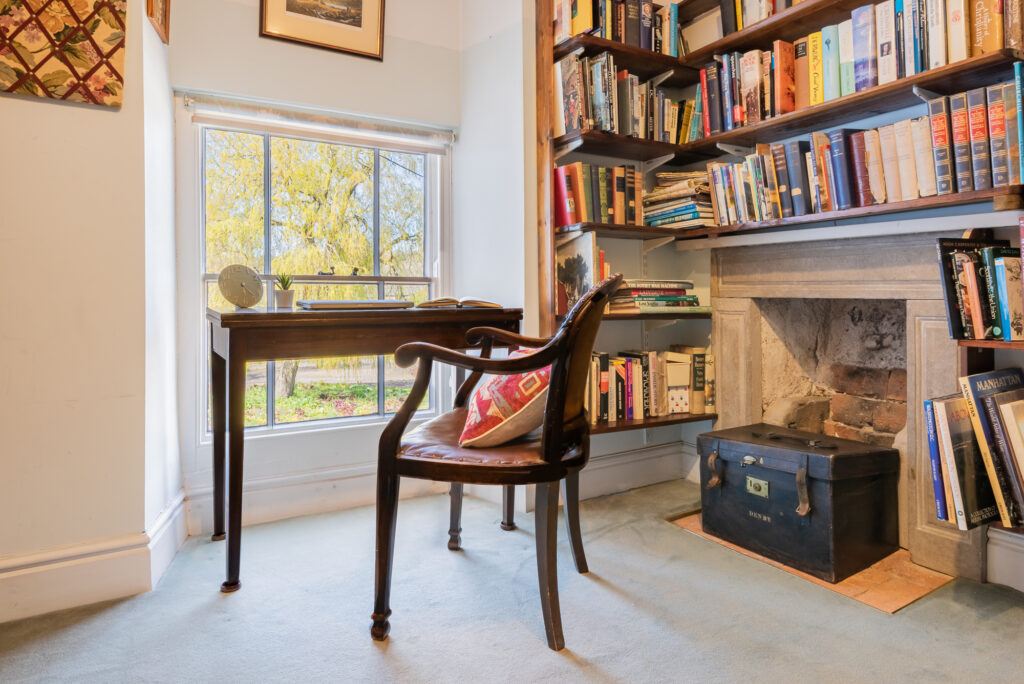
[275,274,294,310]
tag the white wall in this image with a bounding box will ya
[0,0,150,620]
[169,0,463,127]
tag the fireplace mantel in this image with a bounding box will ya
[710,231,986,580]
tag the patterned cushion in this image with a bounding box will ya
[459,351,551,447]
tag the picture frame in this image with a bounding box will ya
[147,0,170,44]
[260,0,385,61]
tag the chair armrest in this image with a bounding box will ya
[395,341,558,374]
[465,326,551,349]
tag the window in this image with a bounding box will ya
[200,123,442,430]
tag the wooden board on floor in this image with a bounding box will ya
[673,513,953,613]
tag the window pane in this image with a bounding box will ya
[245,363,269,427]
[379,152,426,277]
[287,282,379,303]
[275,356,378,423]
[270,137,374,279]
[384,283,430,305]
[205,130,265,273]
[384,354,429,413]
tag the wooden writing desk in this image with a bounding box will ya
[207,306,523,592]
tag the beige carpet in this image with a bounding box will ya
[673,513,953,613]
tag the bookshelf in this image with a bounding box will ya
[556,222,712,241]
[592,411,718,435]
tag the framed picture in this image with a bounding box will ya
[147,0,170,44]
[260,0,385,60]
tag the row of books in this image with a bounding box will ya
[643,170,715,229]
[554,162,644,226]
[608,278,708,314]
[707,82,1023,225]
[584,346,716,424]
[937,233,1024,341]
[554,51,693,142]
[554,0,684,56]
[924,368,1024,530]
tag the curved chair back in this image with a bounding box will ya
[541,274,622,458]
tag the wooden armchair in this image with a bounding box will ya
[370,274,623,651]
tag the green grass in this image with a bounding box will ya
[243,381,422,426]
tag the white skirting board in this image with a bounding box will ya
[185,461,447,536]
[0,493,188,624]
[987,527,1024,594]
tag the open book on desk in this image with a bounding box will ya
[416,296,501,309]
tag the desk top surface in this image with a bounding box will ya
[207,306,524,329]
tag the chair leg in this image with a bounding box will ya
[501,484,516,530]
[535,482,565,651]
[371,469,400,641]
[562,472,588,574]
[448,482,463,550]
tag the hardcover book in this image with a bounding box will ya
[772,40,796,115]
[740,50,763,124]
[706,61,724,135]
[827,129,857,210]
[987,84,1010,187]
[864,128,888,203]
[903,0,918,76]
[946,0,970,63]
[875,1,898,85]
[994,255,1024,341]
[811,131,834,211]
[852,4,878,92]
[894,118,919,201]
[971,0,1004,55]
[878,124,903,204]
[849,131,873,207]
[1004,82,1022,185]
[784,140,812,216]
[949,92,975,193]
[770,143,795,217]
[794,37,810,110]
[838,19,856,96]
[932,394,1000,530]
[911,116,938,197]
[959,368,1024,526]
[555,231,599,315]
[808,31,824,106]
[923,399,950,520]
[980,246,1016,340]
[821,25,841,101]
[926,0,946,67]
[966,87,993,190]
[1008,0,1024,50]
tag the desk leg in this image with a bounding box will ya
[210,346,226,542]
[222,348,246,593]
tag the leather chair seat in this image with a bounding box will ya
[398,408,548,467]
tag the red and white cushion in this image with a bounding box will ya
[458,350,551,448]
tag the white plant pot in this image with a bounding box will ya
[275,289,295,310]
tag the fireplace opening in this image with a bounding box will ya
[757,298,907,448]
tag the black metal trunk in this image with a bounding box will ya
[697,424,900,583]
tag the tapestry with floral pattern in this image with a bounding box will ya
[0,0,126,107]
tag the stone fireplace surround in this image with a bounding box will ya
[709,233,986,580]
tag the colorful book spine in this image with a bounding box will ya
[838,20,856,97]
[972,0,1004,55]
[740,50,763,124]
[770,143,794,217]
[852,5,878,92]
[821,25,841,101]
[808,31,824,106]
[923,399,950,521]
[773,40,796,115]
[950,92,975,193]
[639,0,653,50]
[1004,82,1022,185]
[1018,63,1024,182]
[987,84,1009,187]
[720,55,735,131]
[849,130,872,207]
[966,87,993,191]
[794,38,810,110]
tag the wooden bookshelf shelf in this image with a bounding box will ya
[556,310,712,322]
[591,412,718,435]
[708,185,1024,236]
[957,339,1024,350]
[556,222,714,241]
[553,34,699,87]
[554,51,1024,166]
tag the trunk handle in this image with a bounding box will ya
[706,446,722,489]
[752,430,837,450]
[795,463,811,517]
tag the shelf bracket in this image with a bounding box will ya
[554,137,584,161]
[649,70,674,89]
[912,85,942,102]
[715,143,754,158]
[641,153,675,175]
[642,236,676,254]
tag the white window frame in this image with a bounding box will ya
[174,93,455,517]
